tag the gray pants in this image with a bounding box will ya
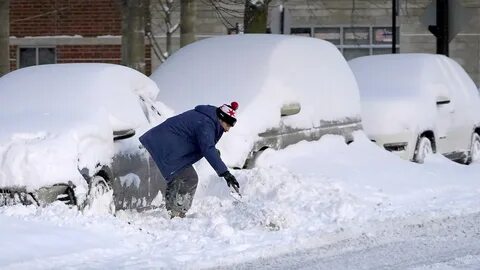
[165,165,198,218]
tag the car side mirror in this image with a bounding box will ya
[113,129,136,141]
[436,96,451,105]
[281,102,301,117]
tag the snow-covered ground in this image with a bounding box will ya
[1,132,480,269]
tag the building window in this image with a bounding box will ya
[314,27,341,45]
[19,47,56,68]
[343,48,370,59]
[291,27,312,37]
[292,26,400,61]
[343,27,370,45]
[373,27,399,45]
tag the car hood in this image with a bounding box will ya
[361,95,436,137]
[0,111,114,191]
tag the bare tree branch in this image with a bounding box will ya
[150,0,180,61]
[202,0,244,31]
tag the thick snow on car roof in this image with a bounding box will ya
[151,34,361,166]
[0,63,162,191]
[349,53,477,100]
[349,53,480,135]
[152,34,360,125]
[0,63,159,133]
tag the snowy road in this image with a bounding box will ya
[220,213,480,270]
[2,135,480,269]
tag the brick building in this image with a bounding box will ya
[7,0,480,85]
[9,0,151,74]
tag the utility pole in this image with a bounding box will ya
[392,0,397,53]
[428,0,449,56]
[280,4,284,34]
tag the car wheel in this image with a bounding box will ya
[242,147,269,169]
[82,175,115,214]
[57,186,77,206]
[470,133,480,163]
[414,136,433,164]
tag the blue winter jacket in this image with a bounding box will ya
[139,105,228,181]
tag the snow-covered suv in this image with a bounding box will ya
[0,63,172,210]
[349,54,480,163]
[150,34,363,168]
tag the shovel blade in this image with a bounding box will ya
[229,185,243,201]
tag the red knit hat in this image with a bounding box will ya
[216,101,239,126]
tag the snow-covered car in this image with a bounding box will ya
[349,54,480,163]
[150,34,363,168]
[0,63,173,209]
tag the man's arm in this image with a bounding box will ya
[195,122,228,176]
[195,121,240,191]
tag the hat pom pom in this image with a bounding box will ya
[230,101,239,111]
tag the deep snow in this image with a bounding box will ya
[1,132,480,269]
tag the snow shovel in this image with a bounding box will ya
[229,184,243,202]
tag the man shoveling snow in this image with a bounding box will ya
[139,102,241,218]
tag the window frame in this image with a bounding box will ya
[17,46,57,68]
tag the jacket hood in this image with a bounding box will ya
[194,105,220,125]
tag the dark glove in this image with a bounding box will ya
[220,171,240,190]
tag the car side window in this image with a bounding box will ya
[440,58,473,107]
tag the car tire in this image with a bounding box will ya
[414,136,433,164]
[57,186,77,206]
[469,133,480,164]
[82,175,115,214]
[242,147,269,169]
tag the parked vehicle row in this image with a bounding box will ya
[0,34,478,210]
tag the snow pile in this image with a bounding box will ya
[151,34,361,167]
[349,54,480,136]
[1,132,480,268]
[0,203,141,267]
[0,63,164,190]
[256,133,480,215]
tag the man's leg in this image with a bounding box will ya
[165,165,198,218]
